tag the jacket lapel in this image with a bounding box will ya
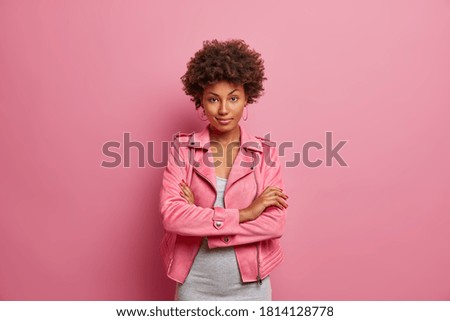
[189,125,216,191]
[225,148,255,192]
[188,124,263,192]
[193,149,217,192]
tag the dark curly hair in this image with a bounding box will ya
[181,39,267,109]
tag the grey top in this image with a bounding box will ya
[175,176,271,301]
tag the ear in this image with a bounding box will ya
[196,93,204,108]
[243,92,248,106]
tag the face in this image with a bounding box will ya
[201,80,247,136]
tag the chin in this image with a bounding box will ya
[211,123,235,133]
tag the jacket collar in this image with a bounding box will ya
[189,124,263,153]
[188,124,261,192]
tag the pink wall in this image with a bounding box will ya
[1,0,449,300]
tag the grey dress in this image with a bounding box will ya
[175,176,272,301]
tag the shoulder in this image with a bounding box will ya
[172,131,194,145]
[254,135,276,148]
[254,134,280,165]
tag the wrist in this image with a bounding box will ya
[239,208,254,223]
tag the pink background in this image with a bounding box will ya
[1,0,449,300]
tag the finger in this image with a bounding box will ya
[186,194,194,204]
[182,186,194,199]
[179,188,192,201]
[179,180,190,187]
[266,189,285,199]
[274,198,288,209]
[179,184,191,195]
[272,202,284,210]
[266,189,288,199]
[264,190,287,199]
[261,196,279,209]
[180,182,192,192]
[278,198,288,208]
[266,196,288,209]
[180,191,193,204]
[179,186,188,196]
[261,188,281,198]
[275,191,289,199]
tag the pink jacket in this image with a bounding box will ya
[159,124,287,284]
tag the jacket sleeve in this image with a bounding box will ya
[159,141,241,236]
[207,144,287,249]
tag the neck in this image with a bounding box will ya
[208,124,241,146]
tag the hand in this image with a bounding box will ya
[179,179,195,205]
[239,186,288,222]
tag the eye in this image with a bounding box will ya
[208,97,218,103]
[230,96,239,102]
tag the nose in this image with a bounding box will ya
[218,100,229,115]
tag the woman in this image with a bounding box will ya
[159,39,288,300]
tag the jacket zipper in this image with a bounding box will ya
[252,151,262,285]
[168,257,174,274]
[256,243,262,285]
[194,149,262,284]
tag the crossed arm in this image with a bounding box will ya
[159,143,288,248]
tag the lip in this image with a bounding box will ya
[217,118,232,125]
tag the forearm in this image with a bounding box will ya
[160,143,242,237]
[207,205,286,248]
[239,208,255,223]
[160,193,242,237]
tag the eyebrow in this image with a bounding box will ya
[208,89,240,96]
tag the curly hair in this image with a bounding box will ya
[181,39,267,109]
